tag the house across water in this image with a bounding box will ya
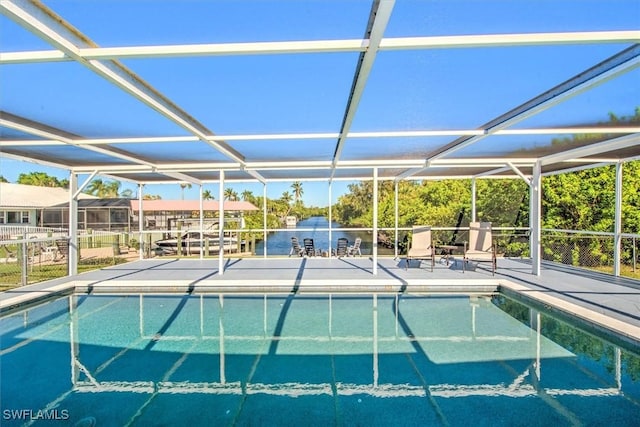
[0,183,258,233]
[285,216,297,227]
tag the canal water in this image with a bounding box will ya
[254,216,375,256]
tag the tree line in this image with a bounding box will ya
[334,108,640,257]
[333,161,639,233]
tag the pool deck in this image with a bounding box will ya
[2,256,640,348]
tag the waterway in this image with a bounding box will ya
[254,216,375,256]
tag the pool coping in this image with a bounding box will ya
[497,280,640,351]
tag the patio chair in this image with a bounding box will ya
[289,236,305,257]
[40,243,59,262]
[463,222,497,275]
[405,226,435,271]
[347,238,362,257]
[333,238,348,258]
[55,239,69,260]
[303,238,320,257]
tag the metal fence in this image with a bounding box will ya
[541,229,639,278]
[0,236,69,288]
[2,226,638,289]
[0,225,67,240]
[0,231,135,288]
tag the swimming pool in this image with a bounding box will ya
[1,293,639,426]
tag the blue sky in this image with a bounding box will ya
[1,0,638,206]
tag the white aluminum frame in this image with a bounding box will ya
[1,0,639,277]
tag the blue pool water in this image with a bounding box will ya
[1,293,639,426]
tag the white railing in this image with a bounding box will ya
[0,225,67,239]
[3,226,637,288]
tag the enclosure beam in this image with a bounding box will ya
[219,171,225,275]
[394,181,399,259]
[138,184,144,261]
[3,31,637,64]
[72,171,99,199]
[164,173,202,186]
[540,133,640,166]
[373,167,379,275]
[329,182,333,259]
[471,179,477,223]
[199,185,204,260]
[396,44,640,181]
[429,45,640,162]
[613,162,623,276]
[0,111,160,168]
[3,127,636,146]
[530,162,542,276]
[331,0,395,176]
[68,173,79,276]
[507,162,532,185]
[263,183,267,258]
[0,0,248,167]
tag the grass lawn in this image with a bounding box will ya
[0,257,129,292]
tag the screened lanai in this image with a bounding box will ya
[1,0,639,277]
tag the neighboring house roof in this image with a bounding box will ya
[49,198,133,209]
[130,200,259,212]
[0,183,97,209]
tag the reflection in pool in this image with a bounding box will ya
[1,293,639,426]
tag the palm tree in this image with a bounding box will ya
[203,189,215,200]
[291,181,304,204]
[85,179,106,196]
[137,184,161,200]
[120,188,134,198]
[281,191,293,217]
[179,183,192,200]
[0,175,9,183]
[224,188,238,201]
[104,181,121,197]
[281,191,293,205]
[85,178,122,197]
[241,190,254,203]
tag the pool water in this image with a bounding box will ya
[1,293,639,426]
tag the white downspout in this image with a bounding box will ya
[138,184,144,260]
[329,182,333,258]
[471,178,477,222]
[373,168,378,275]
[263,183,267,258]
[530,162,542,276]
[614,161,623,276]
[394,180,399,259]
[68,172,78,276]
[199,185,204,260]
[218,171,225,275]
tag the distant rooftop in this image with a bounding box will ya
[129,200,258,212]
[0,182,96,208]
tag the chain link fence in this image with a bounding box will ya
[3,227,638,289]
[0,233,137,290]
[541,231,639,279]
[0,237,69,289]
